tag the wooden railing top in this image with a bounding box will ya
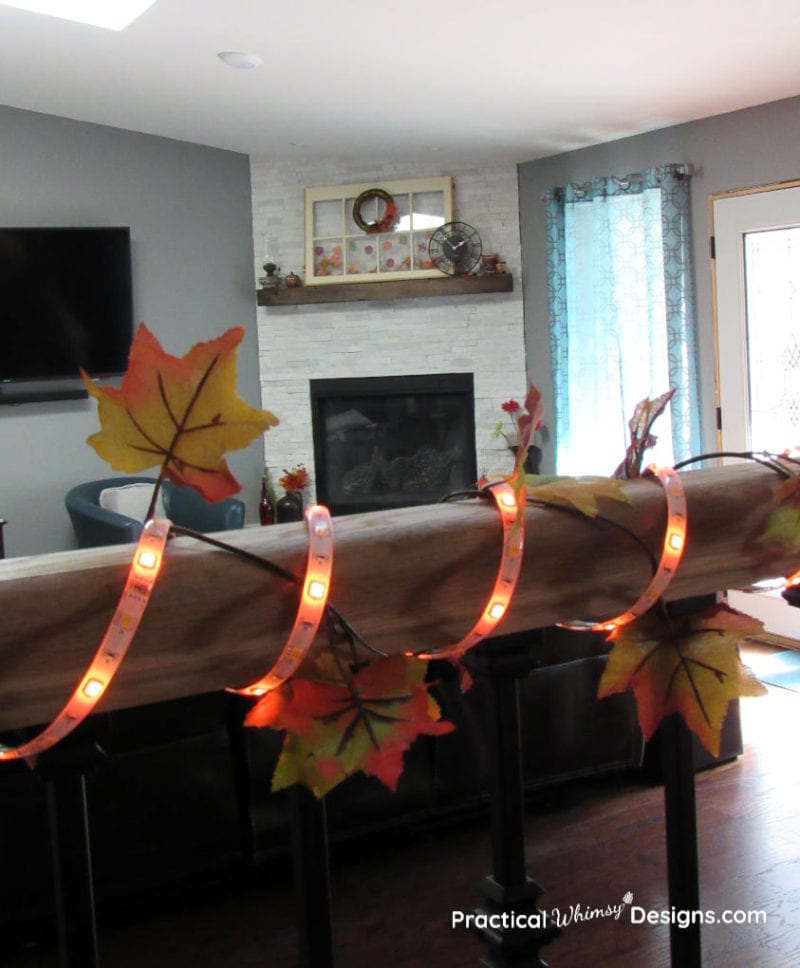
[1,463,796,731]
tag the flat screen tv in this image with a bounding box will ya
[0,226,133,404]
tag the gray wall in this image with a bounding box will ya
[0,106,262,557]
[518,93,800,472]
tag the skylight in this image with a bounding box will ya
[0,1,157,30]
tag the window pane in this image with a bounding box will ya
[345,196,365,235]
[313,199,342,238]
[312,240,343,277]
[410,191,445,230]
[743,226,800,452]
[345,237,378,275]
[413,230,435,270]
[379,231,411,273]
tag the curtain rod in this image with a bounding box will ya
[540,164,694,201]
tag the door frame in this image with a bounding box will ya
[709,178,800,644]
[709,177,800,452]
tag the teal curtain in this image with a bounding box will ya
[544,164,701,475]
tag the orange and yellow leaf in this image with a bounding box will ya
[598,604,766,756]
[83,323,278,502]
[245,654,454,798]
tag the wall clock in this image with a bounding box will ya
[428,221,482,276]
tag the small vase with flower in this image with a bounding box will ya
[276,464,309,522]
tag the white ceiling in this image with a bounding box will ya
[1,0,800,162]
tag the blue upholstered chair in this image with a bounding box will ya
[65,476,246,548]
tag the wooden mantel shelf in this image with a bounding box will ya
[257,272,513,307]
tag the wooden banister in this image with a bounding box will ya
[0,463,795,731]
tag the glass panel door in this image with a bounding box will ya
[713,182,800,640]
[742,228,800,451]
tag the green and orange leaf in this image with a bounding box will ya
[613,388,675,479]
[245,654,454,798]
[598,604,766,756]
[759,505,800,554]
[525,475,629,518]
[506,384,546,520]
[83,323,278,502]
[516,384,544,455]
[758,474,800,555]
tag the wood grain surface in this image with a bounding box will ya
[1,463,796,730]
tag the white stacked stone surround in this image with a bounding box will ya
[249,157,527,500]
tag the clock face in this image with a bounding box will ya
[428,221,482,275]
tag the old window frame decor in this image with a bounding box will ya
[304,176,454,286]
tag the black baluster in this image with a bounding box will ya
[289,784,335,967]
[39,742,105,968]
[464,633,559,967]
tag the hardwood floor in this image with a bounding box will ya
[525,670,800,966]
[7,645,800,967]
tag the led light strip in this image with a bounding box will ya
[229,504,333,697]
[0,518,171,763]
[558,465,687,634]
[416,482,524,661]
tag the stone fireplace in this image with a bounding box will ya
[249,157,528,506]
[310,373,476,515]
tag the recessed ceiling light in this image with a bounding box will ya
[0,0,157,30]
[218,51,263,70]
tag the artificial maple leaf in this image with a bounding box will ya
[758,473,800,555]
[502,383,546,528]
[598,604,766,756]
[245,654,454,798]
[83,324,278,502]
[525,475,629,518]
[758,505,800,555]
[516,384,544,454]
[613,388,676,479]
[774,475,800,503]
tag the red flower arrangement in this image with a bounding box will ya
[492,392,544,450]
[492,399,524,447]
[279,464,309,492]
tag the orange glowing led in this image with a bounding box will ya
[416,481,524,661]
[82,678,105,699]
[229,504,333,698]
[0,518,171,763]
[136,550,158,570]
[558,465,687,634]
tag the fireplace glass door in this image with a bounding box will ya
[310,374,476,515]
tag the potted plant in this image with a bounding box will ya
[492,399,545,474]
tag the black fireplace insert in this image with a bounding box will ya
[310,373,477,515]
